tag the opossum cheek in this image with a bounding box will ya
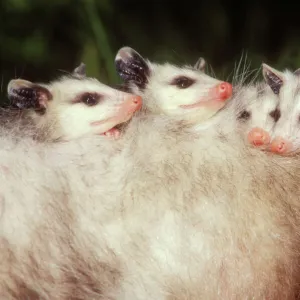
[247,127,271,147]
[209,82,232,101]
[270,137,292,154]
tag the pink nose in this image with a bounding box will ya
[247,127,271,147]
[216,82,232,101]
[123,94,143,112]
[270,137,292,154]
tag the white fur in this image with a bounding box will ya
[140,63,224,117]
[1,110,300,299]
[271,70,300,150]
[8,76,139,141]
[222,82,279,139]
[116,48,231,124]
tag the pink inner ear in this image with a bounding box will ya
[119,50,131,61]
[39,94,48,108]
[34,85,52,108]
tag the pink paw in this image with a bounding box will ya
[102,128,121,139]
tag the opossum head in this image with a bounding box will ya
[265,65,300,155]
[115,47,232,123]
[228,74,280,149]
[7,63,142,141]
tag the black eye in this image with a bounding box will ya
[269,108,281,122]
[238,110,251,120]
[81,93,99,106]
[171,76,195,89]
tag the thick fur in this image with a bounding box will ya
[0,107,44,144]
[1,108,300,299]
[7,72,140,142]
[219,80,279,140]
[115,47,231,124]
[270,69,300,151]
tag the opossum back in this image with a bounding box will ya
[1,112,300,299]
[113,113,300,299]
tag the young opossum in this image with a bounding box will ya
[1,107,300,299]
[115,47,232,123]
[220,63,281,148]
[6,63,142,141]
[262,65,300,155]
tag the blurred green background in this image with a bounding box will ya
[1,0,300,104]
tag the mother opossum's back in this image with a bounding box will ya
[166,139,300,299]
[0,136,69,247]
[115,132,300,299]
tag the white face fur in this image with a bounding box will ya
[266,66,300,154]
[7,63,142,140]
[228,78,280,147]
[115,47,233,123]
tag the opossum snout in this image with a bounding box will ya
[247,127,271,147]
[270,136,292,154]
[121,94,142,113]
[211,82,232,101]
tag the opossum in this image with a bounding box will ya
[1,99,300,300]
[6,63,142,141]
[261,65,300,155]
[115,47,232,123]
[218,63,281,148]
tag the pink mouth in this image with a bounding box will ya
[100,127,121,139]
[90,94,142,138]
[180,82,232,110]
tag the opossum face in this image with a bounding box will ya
[115,47,232,123]
[267,66,300,155]
[7,64,142,140]
[231,78,280,148]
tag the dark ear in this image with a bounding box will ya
[7,79,52,112]
[72,62,86,78]
[194,57,206,72]
[262,63,284,95]
[115,47,150,89]
[294,68,300,76]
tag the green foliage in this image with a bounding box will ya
[0,0,299,103]
[83,0,119,84]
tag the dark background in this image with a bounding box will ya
[1,0,300,103]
